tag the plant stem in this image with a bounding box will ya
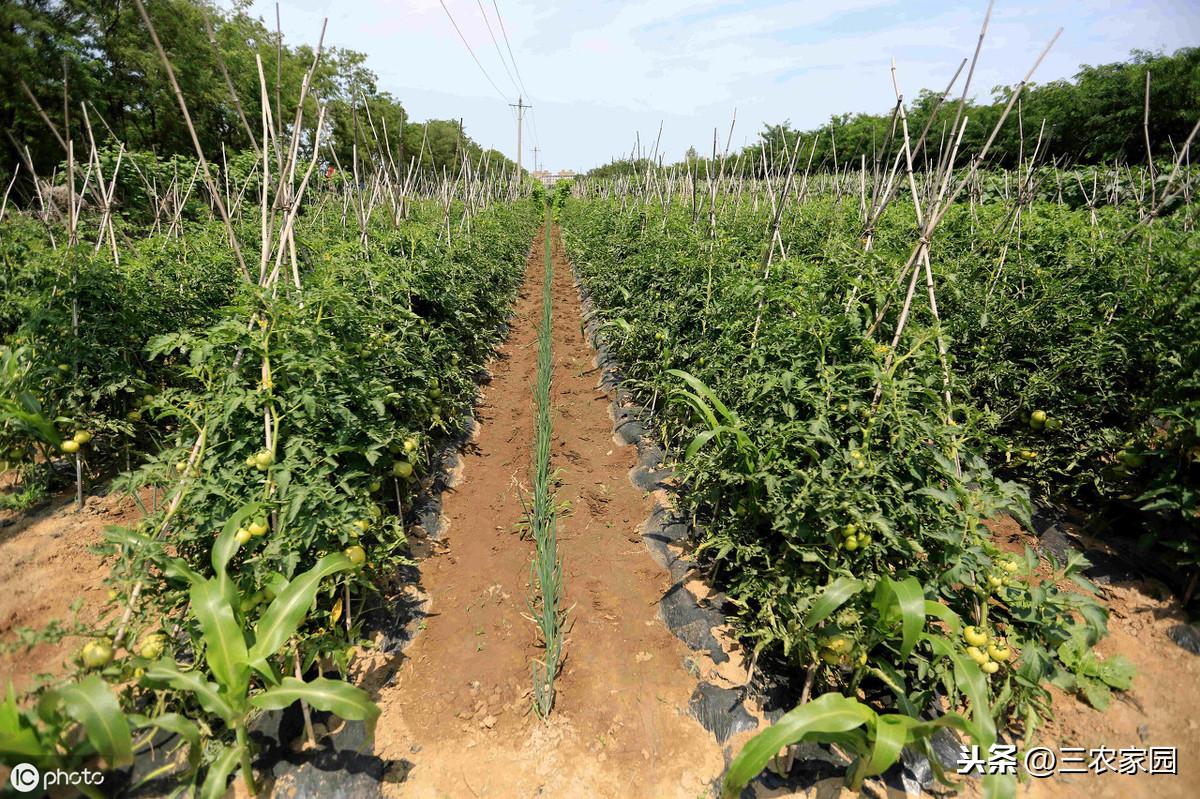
[236,723,257,795]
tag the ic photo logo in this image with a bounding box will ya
[6,762,105,793]
[8,763,39,793]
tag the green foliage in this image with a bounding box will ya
[1,676,132,793]
[0,0,515,198]
[591,48,1200,178]
[721,692,1013,799]
[2,177,537,789]
[1051,628,1135,711]
[930,202,1199,595]
[0,212,240,498]
[132,509,376,796]
[552,179,573,209]
[559,189,1157,790]
[529,206,564,716]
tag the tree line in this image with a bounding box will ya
[589,47,1200,178]
[1,0,515,200]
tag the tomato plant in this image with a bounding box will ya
[560,188,1151,793]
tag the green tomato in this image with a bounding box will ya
[823,635,853,655]
[344,545,367,567]
[235,528,253,545]
[81,639,114,669]
[137,633,166,660]
[61,439,80,454]
[1117,450,1145,468]
[963,626,988,647]
[254,450,274,470]
[239,591,264,613]
[392,460,414,479]
[248,519,269,537]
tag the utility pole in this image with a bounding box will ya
[533,145,540,173]
[510,96,530,175]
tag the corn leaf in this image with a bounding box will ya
[804,577,866,628]
[143,662,237,723]
[190,579,250,696]
[198,743,241,799]
[250,677,379,744]
[47,675,133,768]
[247,553,355,675]
[721,693,875,799]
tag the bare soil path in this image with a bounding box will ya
[370,225,725,797]
[0,487,142,694]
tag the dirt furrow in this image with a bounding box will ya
[371,225,724,797]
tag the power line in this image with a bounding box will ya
[491,0,532,103]
[439,0,510,102]
[488,1,540,158]
[483,0,542,166]
[526,107,542,159]
[475,0,519,95]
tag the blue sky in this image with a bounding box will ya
[224,1,1200,171]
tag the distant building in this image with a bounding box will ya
[532,169,576,187]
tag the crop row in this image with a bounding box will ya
[0,189,540,794]
[557,186,1196,793]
